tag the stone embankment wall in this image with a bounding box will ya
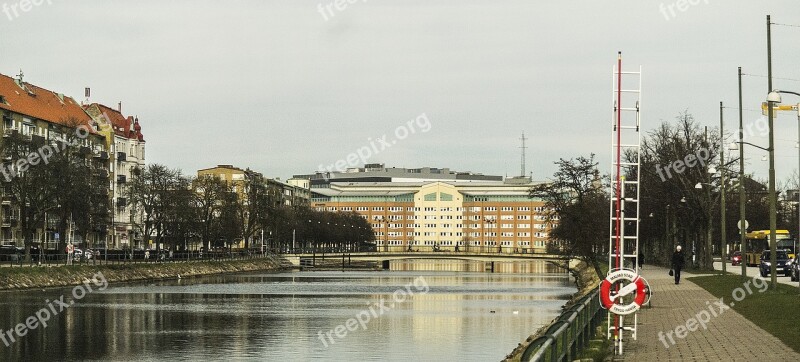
[0,257,284,291]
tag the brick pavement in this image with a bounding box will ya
[617,265,799,361]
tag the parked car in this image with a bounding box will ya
[0,245,23,261]
[731,251,742,266]
[759,250,791,277]
[791,258,800,282]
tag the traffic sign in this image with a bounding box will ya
[761,102,798,115]
[737,220,749,231]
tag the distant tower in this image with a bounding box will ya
[519,131,528,177]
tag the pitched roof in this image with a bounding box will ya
[0,73,92,127]
[85,103,143,141]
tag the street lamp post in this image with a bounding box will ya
[730,140,769,273]
[483,217,496,253]
[766,14,777,290]
[483,217,496,252]
[738,66,746,278]
[720,102,727,274]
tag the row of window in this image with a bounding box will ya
[370,223,547,229]
[367,215,544,221]
[374,231,549,238]
[380,240,549,247]
[324,206,550,212]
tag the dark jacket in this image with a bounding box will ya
[672,251,685,270]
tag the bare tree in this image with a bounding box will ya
[530,154,609,278]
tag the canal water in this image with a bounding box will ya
[0,260,574,361]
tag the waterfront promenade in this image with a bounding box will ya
[619,266,799,361]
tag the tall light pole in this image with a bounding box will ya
[483,217,496,253]
[739,67,747,278]
[720,101,727,274]
[766,14,778,290]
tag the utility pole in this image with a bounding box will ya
[767,14,778,289]
[739,67,747,278]
[720,101,726,274]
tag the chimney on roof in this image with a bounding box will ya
[118,101,122,113]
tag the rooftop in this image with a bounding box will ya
[0,72,92,128]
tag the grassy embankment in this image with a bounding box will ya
[689,274,800,353]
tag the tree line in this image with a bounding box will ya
[126,164,376,254]
[532,112,796,277]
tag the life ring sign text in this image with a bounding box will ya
[600,269,648,316]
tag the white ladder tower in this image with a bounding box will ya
[608,52,642,356]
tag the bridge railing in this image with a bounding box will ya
[520,288,604,362]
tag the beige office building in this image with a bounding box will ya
[310,180,553,253]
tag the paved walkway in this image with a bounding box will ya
[618,265,800,361]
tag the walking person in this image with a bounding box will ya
[638,251,644,271]
[671,245,685,285]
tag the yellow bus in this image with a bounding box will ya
[743,230,794,266]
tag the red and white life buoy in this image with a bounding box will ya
[599,269,647,315]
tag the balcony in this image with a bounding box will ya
[117,174,127,184]
[93,168,109,178]
[117,197,127,208]
[117,152,127,162]
[31,135,45,145]
[94,151,109,160]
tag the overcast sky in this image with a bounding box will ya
[1,1,799,185]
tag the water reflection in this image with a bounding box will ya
[0,260,574,361]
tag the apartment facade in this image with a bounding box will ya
[310,180,553,253]
[0,72,113,248]
[84,103,146,248]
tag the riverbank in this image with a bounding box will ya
[0,256,285,291]
[503,259,601,362]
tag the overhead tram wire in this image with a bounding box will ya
[772,22,800,29]
[741,73,800,83]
